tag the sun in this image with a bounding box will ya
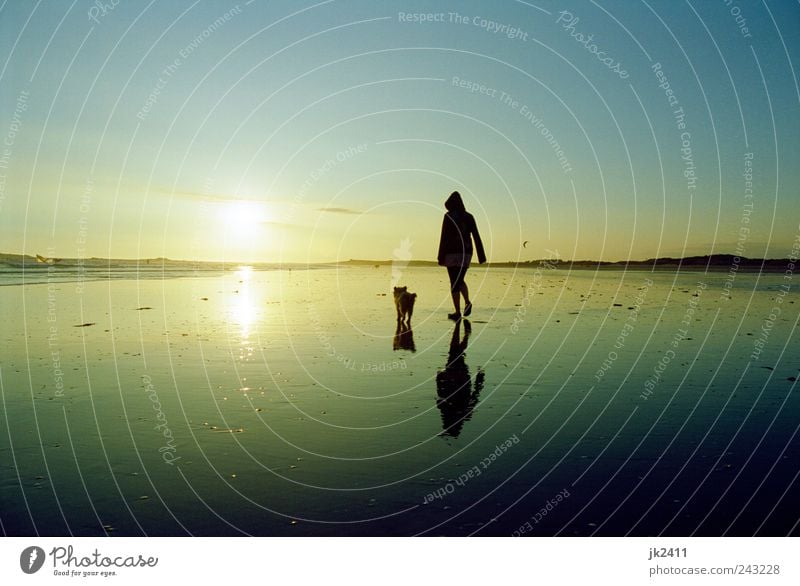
[220,200,267,242]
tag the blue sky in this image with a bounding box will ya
[1,0,798,262]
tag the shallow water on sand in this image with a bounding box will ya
[1,265,798,535]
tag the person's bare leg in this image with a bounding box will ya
[461,280,473,316]
[451,290,461,314]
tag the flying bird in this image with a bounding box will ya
[522,241,529,248]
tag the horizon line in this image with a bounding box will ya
[0,251,793,266]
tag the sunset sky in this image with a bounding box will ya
[0,0,798,263]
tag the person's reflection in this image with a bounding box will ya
[436,319,484,438]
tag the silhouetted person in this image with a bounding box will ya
[437,191,486,320]
[436,319,484,438]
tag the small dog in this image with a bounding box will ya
[393,286,417,325]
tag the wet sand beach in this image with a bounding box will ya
[1,265,798,536]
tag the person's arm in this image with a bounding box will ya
[437,215,448,265]
[471,215,486,264]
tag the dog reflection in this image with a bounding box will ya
[393,321,416,352]
[436,319,484,438]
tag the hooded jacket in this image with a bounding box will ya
[437,193,486,266]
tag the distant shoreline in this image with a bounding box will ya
[342,255,793,272]
[0,252,793,272]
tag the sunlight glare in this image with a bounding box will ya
[220,200,268,245]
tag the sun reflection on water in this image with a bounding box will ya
[226,266,258,358]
